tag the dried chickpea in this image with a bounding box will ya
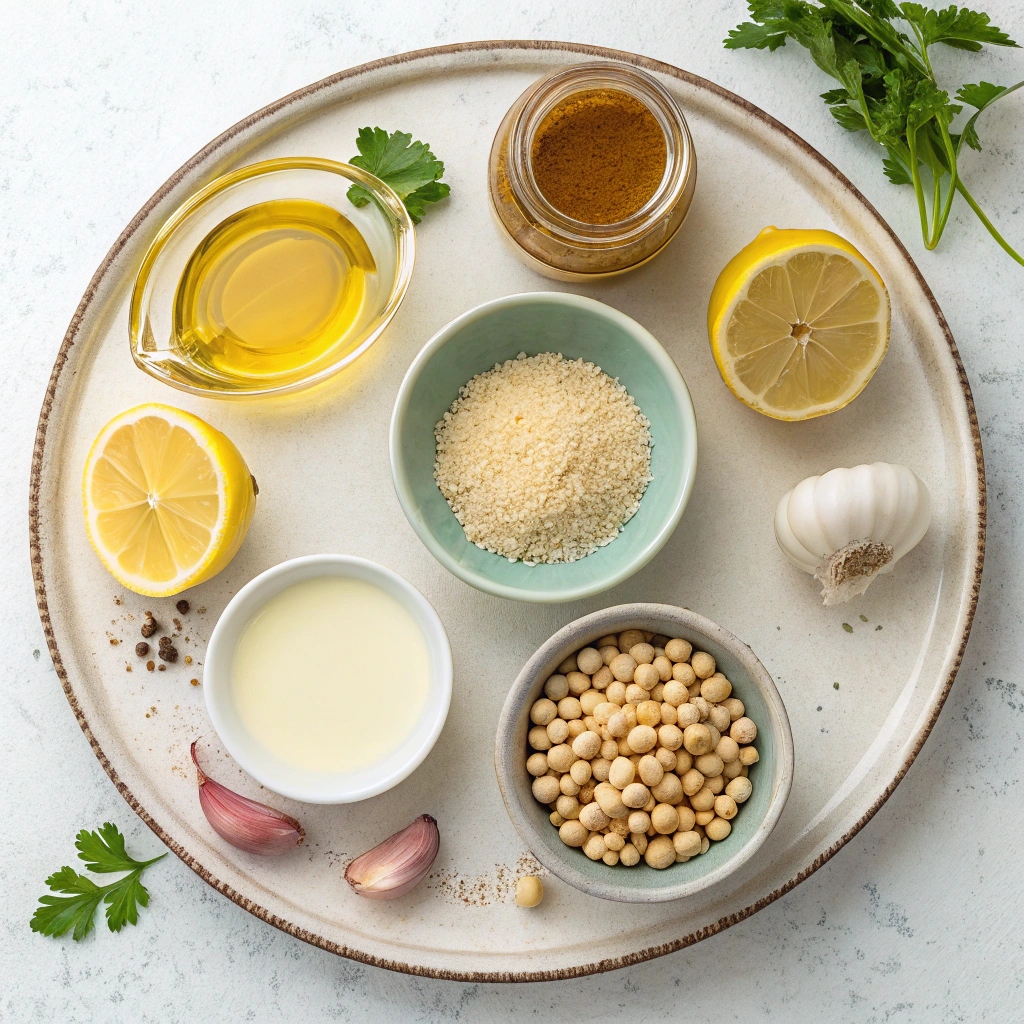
[621,704,638,729]
[605,680,627,705]
[559,820,588,846]
[636,700,662,727]
[655,745,679,770]
[643,794,657,813]
[579,802,610,831]
[695,752,724,778]
[706,817,732,841]
[528,726,552,751]
[627,725,658,753]
[706,723,721,749]
[723,758,744,780]
[599,645,620,666]
[650,682,666,703]
[620,843,640,867]
[532,776,561,803]
[651,803,679,834]
[691,651,716,679]
[596,634,618,649]
[591,701,616,725]
[739,746,759,766]
[558,654,578,674]
[675,703,700,728]
[651,772,683,805]
[560,775,581,796]
[705,774,725,795]
[598,739,617,761]
[657,724,684,752]
[722,697,745,721]
[681,768,705,796]
[594,782,629,818]
[549,811,564,827]
[547,718,571,744]
[618,629,646,651]
[526,753,549,777]
[624,684,647,704]
[591,758,612,784]
[726,777,753,804]
[660,703,677,726]
[631,832,649,855]
[616,737,633,756]
[637,755,664,787]
[566,672,591,697]
[558,697,583,721]
[708,705,731,733]
[690,786,716,812]
[583,834,608,861]
[645,835,676,869]
[714,794,738,820]
[579,784,596,804]
[592,666,614,691]
[567,720,587,739]
[675,804,696,832]
[570,731,601,761]
[731,717,758,744]
[633,663,660,690]
[701,836,710,855]
[653,655,674,682]
[600,831,623,852]
[530,698,557,725]
[621,782,651,808]
[580,690,603,716]
[716,736,740,763]
[673,830,701,859]
[603,849,621,866]
[662,680,688,707]
[665,638,692,662]
[627,810,651,834]
[608,756,636,790]
[690,695,710,721]
[515,875,544,907]
[674,749,692,773]
[672,662,697,685]
[687,680,702,699]
[546,743,575,772]
[576,647,604,675]
[701,673,732,703]
[682,723,713,756]
[570,759,593,785]
[555,794,580,819]
[609,817,632,837]
[607,712,630,739]
[610,653,638,682]
[544,674,569,700]
[694,809,716,826]
[628,643,655,666]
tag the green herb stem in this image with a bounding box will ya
[955,180,1024,265]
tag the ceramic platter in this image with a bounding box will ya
[30,42,984,980]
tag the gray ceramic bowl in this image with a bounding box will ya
[494,604,794,903]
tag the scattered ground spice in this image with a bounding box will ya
[146,660,155,672]
[108,637,120,646]
[184,655,193,665]
[531,88,667,224]
[141,613,158,638]
[158,664,166,672]
[833,681,840,689]
[125,665,132,673]
[842,622,854,633]
[136,642,149,658]
[190,678,200,687]
[176,599,190,614]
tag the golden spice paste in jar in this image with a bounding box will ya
[488,62,696,280]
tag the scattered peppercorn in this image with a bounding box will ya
[136,642,150,658]
[158,664,166,672]
[190,678,200,687]
[146,660,155,672]
[141,613,158,638]
[176,599,190,614]
[157,636,179,663]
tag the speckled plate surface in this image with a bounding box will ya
[29,42,984,981]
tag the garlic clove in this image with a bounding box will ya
[191,742,304,855]
[345,814,439,900]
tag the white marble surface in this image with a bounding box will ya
[1,1,1021,1019]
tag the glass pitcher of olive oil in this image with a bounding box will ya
[130,159,415,399]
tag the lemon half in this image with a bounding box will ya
[83,404,257,596]
[708,227,890,421]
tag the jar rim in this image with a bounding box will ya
[506,62,694,247]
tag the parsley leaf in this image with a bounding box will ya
[725,0,1024,264]
[30,824,166,941]
[347,127,451,224]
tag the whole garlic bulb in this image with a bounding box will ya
[775,463,931,605]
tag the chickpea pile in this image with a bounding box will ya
[526,630,760,870]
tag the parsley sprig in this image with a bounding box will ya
[347,127,451,223]
[726,1,1023,264]
[30,823,166,941]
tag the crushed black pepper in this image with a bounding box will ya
[141,613,159,638]
[136,642,150,658]
[176,599,190,614]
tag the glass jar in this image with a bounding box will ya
[489,62,696,281]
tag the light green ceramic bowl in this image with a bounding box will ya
[389,292,697,602]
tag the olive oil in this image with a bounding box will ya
[173,198,377,381]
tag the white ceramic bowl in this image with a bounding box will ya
[204,555,452,804]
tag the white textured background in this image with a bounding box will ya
[2,2,1022,1020]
